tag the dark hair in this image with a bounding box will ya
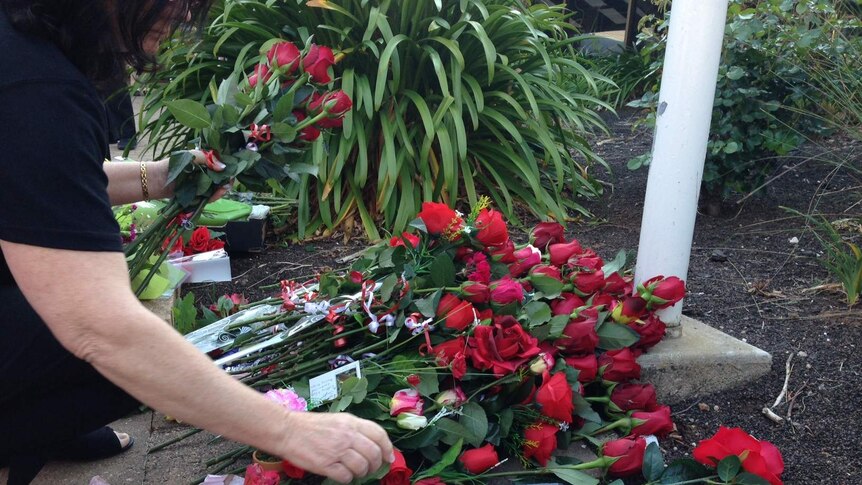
[1,0,211,82]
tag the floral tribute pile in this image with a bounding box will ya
[186,199,783,485]
[125,39,350,295]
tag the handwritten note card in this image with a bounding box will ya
[309,361,362,403]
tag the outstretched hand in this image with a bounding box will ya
[187,149,232,202]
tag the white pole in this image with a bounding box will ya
[633,0,729,337]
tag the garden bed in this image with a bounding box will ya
[186,110,861,484]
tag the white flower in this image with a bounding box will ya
[396,412,428,430]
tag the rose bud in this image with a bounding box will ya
[474,209,508,248]
[610,383,658,412]
[291,110,320,141]
[509,245,541,277]
[564,354,598,383]
[555,319,599,354]
[383,450,413,485]
[459,444,500,474]
[572,269,606,295]
[302,44,335,84]
[267,41,301,73]
[603,436,647,477]
[630,405,674,437]
[280,459,306,480]
[437,293,476,332]
[572,253,603,271]
[592,292,616,310]
[247,64,271,89]
[435,387,467,407]
[529,352,555,375]
[244,464,280,485]
[389,231,420,248]
[603,272,632,295]
[598,348,641,382]
[407,374,421,387]
[522,421,558,466]
[610,296,647,325]
[309,90,353,128]
[550,293,585,316]
[639,275,686,309]
[396,412,428,430]
[489,239,517,263]
[529,264,562,282]
[459,281,490,304]
[549,239,583,266]
[692,426,784,485]
[535,371,574,423]
[489,278,525,305]
[530,221,566,251]
[629,313,666,350]
[417,201,463,235]
[390,388,424,416]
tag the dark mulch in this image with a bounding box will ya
[186,109,862,484]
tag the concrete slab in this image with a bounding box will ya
[0,411,154,485]
[639,315,773,403]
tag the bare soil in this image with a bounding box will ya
[186,109,862,484]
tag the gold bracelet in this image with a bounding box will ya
[140,162,150,201]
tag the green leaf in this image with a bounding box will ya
[601,250,628,277]
[171,292,198,335]
[414,290,441,318]
[166,151,195,185]
[597,322,640,350]
[523,301,552,327]
[166,99,212,129]
[430,252,456,288]
[548,314,570,339]
[717,455,741,481]
[414,439,463,479]
[380,273,398,302]
[572,393,601,423]
[660,459,713,484]
[734,472,771,485]
[726,66,745,80]
[530,274,564,298]
[551,468,599,485]
[643,442,665,481]
[460,402,488,447]
[436,418,471,446]
[273,90,296,122]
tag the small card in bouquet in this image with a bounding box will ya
[309,361,362,403]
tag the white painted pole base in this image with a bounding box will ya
[634,0,730,336]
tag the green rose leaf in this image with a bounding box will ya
[430,252,456,287]
[717,455,742,481]
[597,322,640,350]
[643,442,665,481]
[460,402,489,447]
[551,468,599,485]
[166,99,212,129]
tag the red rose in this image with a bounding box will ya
[489,278,525,305]
[437,294,476,332]
[243,464,279,485]
[549,239,583,266]
[267,41,301,73]
[522,422,558,466]
[529,264,562,282]
[572,269,606,295]
[488,239,516,263]
[530,221,566,250]
[603,272,632,295]
[382,449,413,485]
[414,478,447,485]
[603,436,647,477]
[610,383,658,412]
[469,317,540,376]
[458,444,499,474]
[434,337,469,380]
[564,354,598,383]
[188,227,211,253]
[554,308,599,355]
[459,281,490,304]
[591,292,616,310]
[474,209,508,248]
[467,252,492,284]
[572,253,603,271]
[599,348,641,382]
[610,296,647,325]
[292,110,320,141]
[302,44,335,84]
[389,232,420,248]
[640,276,686,309]
[309,90,353,128]
[551,293,585,316]
[629,314,666,350]
[206,239,225,251]
[535,372,574,423]
[248,64,272,89]
[417,202,462,235]
[280,459,306,479]
[693,427,784,485]
[631,405,674,437]
[508,245,542,277]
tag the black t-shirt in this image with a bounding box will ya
[0,9,122,288]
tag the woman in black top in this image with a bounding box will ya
[0,1,392,484]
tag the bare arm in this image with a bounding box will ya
[103,159,174,205]
[0,241,393,482]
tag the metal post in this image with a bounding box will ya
[633,0,729,337]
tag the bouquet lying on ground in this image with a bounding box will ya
[124,39,350,295]
[170,199,783,485]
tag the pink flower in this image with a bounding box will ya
[489,278,525,305]
[435,387,467,407]
[509,245,542,277]
[390,389,424,416]
[264,388,308,412]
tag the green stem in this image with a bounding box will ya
[477,458,611,480]
[148,428,202,453]
[413,287,460,294]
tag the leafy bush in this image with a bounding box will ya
[139,0,612,239]
[629,0,854,201]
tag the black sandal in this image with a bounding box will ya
[49,426,134,462]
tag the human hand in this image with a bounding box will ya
[188,149,232,202]
[279,412,394,483]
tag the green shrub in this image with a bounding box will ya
[629,0,853,201]
[138,0,612,239]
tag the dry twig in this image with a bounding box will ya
[762,352,794,424]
